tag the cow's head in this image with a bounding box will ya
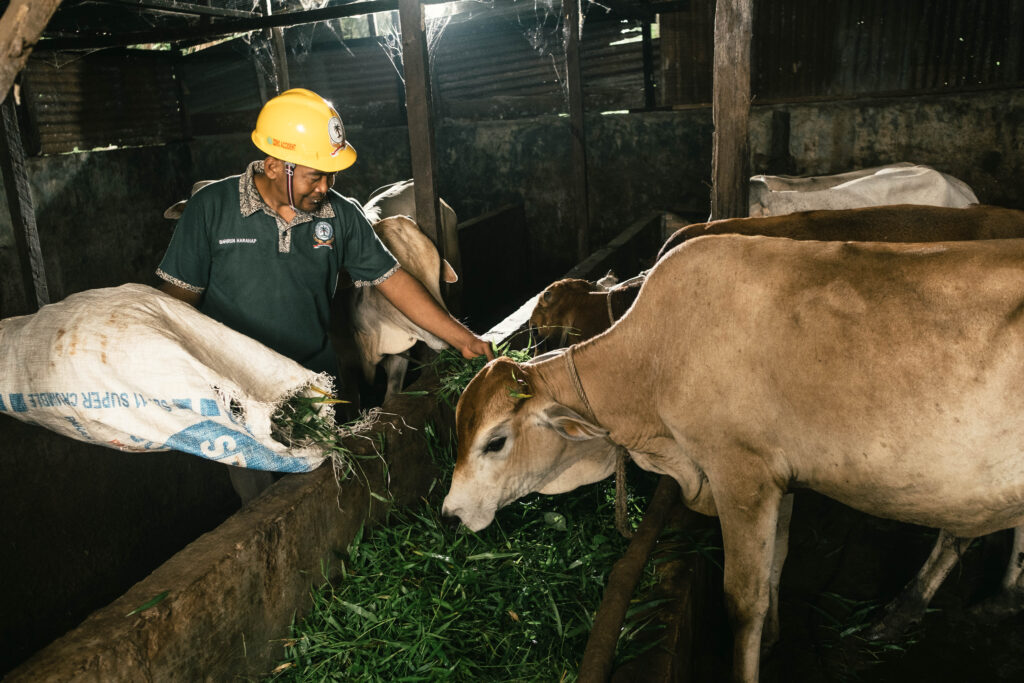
[528,278,613,351]
[441,355,619,531]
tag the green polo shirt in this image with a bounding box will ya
[157,163,397,377]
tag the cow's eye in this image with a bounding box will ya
[483,436,506,454]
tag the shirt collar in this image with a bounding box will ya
[238,159,336,220]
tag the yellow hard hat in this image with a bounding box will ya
[251,88,357,172]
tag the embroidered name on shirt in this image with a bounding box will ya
[218,238,258,245]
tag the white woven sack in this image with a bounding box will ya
[0,283,332,472]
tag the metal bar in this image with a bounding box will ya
[38,0,403,51]
[710,0,751,220]
[98,0,255,19]
[564,0,591,262]
[0,90,50,311]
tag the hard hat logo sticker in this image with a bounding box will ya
[328,116,345,149]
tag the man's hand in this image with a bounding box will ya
[375,269,494,361]
[459,335,494,361]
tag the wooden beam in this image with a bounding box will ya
[709,0,752,220]
[38,0,402,51]
[0,0,63,104]
[265,1,289,94]
[0,91,50,311]
[397,0,462,312]
[100,0,256,19]
[564,0,591,262]
[641,20,655,109]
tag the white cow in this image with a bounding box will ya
[444,233,1024,682]
[749,162,978,217]
[362,178,458,238]
[346,215,458,400]
[357,179,459,400]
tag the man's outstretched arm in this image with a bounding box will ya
[375,268,494,361]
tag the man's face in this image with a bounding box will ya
[288,164,336,212]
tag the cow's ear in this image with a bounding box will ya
[442,259,459,284]
[543,404,608,441]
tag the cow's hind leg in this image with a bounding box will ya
[763,492,794,650]
[970,525,1024,618]
[864,528,971,641]
[713,472,785,682]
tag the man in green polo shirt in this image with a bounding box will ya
[157,88,492,382]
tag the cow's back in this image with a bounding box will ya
[598,235,1024,535]
[658,204,1024,260]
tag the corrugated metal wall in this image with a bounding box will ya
[21,51,185,155]
[16,0,1024,155]
[660,0,1024,106]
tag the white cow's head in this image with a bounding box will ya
[441,355,619,531]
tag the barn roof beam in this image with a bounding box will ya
[37,0,460,51]
[98,0,257,19]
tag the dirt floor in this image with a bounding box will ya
[645,489,1024,682]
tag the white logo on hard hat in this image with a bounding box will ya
[328,116,345,146]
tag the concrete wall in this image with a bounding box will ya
[1,87,1022,675]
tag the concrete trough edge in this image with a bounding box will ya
[6,371,451,683]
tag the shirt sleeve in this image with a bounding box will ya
[156,191,212,294]
[334,194,399,287]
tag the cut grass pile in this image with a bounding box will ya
[268,366,662,681]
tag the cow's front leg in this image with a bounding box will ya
[865,528,970,641]
[713,473,785,683]
[381,354,410,402]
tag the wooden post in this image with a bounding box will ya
[710,0,752,220]
[642,20,656,109]
[265,0,289,94]
[564,0,590,262]
[0,0,63,105]
[398,0,462,310]
[0,90,49,311]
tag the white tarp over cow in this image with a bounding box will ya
[0,284,331,471]
[749,162,978,216]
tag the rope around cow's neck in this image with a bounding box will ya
[564,346,634,539]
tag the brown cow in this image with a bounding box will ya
[529,204,1024,347]
[446,233,1024,682]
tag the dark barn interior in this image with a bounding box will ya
[2,0,1024,680]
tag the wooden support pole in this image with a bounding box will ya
[265,1,289,95]
[642,20,656,109]
[710,0,752,220]
[0,90,49,311]
[398,0,462,311]
[564,0,590,262]
[0,0,63,105]
[578,476,681,682]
